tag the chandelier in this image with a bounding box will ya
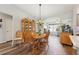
[36,4,44,24]
[37,4,44,34]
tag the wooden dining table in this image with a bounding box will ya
[31,32,47,54]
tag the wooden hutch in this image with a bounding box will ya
[21,18,36,43]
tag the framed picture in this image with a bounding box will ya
[0,19,2,22]
[0,24,1,28]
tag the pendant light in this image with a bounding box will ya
[38,4,44,34]
[39,4,44,24]
[38,4,41,23]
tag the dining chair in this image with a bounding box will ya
[12,31,23,47]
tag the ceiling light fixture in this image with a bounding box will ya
[37,4,44,34]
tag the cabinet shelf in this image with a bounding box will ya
[22,18,36,32]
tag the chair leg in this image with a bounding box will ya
[32,46,35,55]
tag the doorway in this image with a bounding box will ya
[48,24,61,36]
[0,12,12,43]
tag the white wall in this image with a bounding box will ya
[0,4,29,41]
[0,12,12,43]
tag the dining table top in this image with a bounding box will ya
[32,32,46,39]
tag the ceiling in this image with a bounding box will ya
[15,4,73,18]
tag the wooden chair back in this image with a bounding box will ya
[16,31,23,39]
[23,31,34,43]
[60,32,72,45]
